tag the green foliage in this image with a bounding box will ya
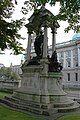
[22,0,80,32]
[0,91,11,99]
[0,67,20,80]
[0,0,25,54]
[58,0,80,32]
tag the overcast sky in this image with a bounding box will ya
[0,0,75,67]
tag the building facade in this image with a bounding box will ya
[57,41,80,87]
[56,33,80,89]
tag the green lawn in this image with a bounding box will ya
[0,105,44,120]
[0,91,44,120]
[0,91,11,99]
[58,114,80,120]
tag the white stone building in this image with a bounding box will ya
[56,33,80,89]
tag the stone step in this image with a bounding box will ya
[0,98,55,116]
[57,102,80,113]
[0,97,79,115]
[74,98,80,103]
[53,100,74,108]
[5,96,41,109]
[0,98,43,115]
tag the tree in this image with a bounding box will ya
[0,0,25,54]
[22,0,80,32]
[0,0,79,54]
[0,67,21,81]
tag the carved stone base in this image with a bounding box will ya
[1,65,79,115]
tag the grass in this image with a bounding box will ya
[0,91,45,120]
[0,105,44,120]
[58,114,80,120]
[0,91,11,99]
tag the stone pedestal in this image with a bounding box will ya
[4,65,77,115]
[0,64,79,115]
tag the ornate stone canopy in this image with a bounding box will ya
[25,6,60,34]
[25,5,62,73]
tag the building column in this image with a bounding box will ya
[27,33,32,61]
[63,51,66,68]
[71,50,73,68]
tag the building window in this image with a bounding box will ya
[75,73,78,81]
[67,73,70,81]
[67,59,71,67]
[66,50,71,68]
[73,48,78,67]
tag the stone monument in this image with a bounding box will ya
[1,5,79,115]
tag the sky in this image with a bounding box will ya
[0,0,75,67]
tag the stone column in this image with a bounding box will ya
[43,26,48,58]
[41,25,48,75]
[71,50,73,68]
[39,21,50,104]
[63,51,66,68]
[51,27,56,54]
[27,32,32,61]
